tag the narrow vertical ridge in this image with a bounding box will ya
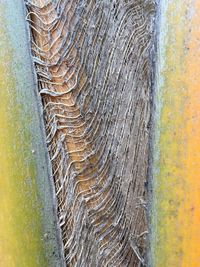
[0,1,64,266]
[151,1,200,266]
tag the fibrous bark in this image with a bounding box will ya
[25,0,155,266]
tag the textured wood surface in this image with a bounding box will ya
[26,1,156,266]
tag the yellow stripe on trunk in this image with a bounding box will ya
[152,1,200,266]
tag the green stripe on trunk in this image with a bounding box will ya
[0,1,64,266]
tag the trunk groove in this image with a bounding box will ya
[25,0,156,266]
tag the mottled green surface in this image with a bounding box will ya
[0,1,63,266]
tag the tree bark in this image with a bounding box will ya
[26,0,156,266]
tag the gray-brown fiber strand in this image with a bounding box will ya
[25,0,155,266]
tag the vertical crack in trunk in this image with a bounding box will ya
[25,0,156,266]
